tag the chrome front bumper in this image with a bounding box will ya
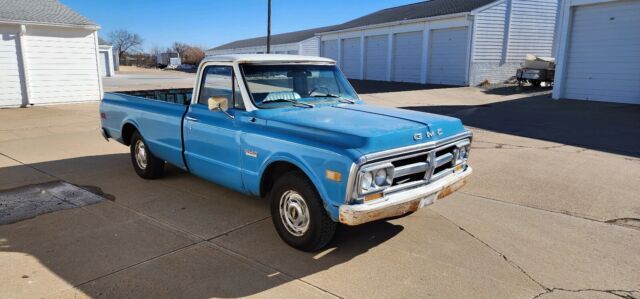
[338,167,472,226]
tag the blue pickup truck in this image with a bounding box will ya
[100,54,472,251]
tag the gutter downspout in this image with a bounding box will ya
[16,24,31,107]
[500,0,513,65]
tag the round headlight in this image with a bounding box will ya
[374,169,387,186]
[361,172,373,190]
[459,146,469,160]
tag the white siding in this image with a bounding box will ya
[473,1,507,62]
[0,25,25,107]
[507,0,557,61]
[393,31,423,83]
[24,26,100,104]
[207,42,301,56]
[562,0,640,104]
[470,0,558,85]
[321,40,339,62]
[299,37,320,56]
[341,37,361,79]
[364,34,389,81]
[428,27,469,85]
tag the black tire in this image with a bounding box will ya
[530,80,542,87]
[270,171,336,251]
[130,131,165,179]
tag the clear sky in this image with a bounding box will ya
[60,0,419,51]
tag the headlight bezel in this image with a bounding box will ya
[454,140,471,165]
[356,162,395,196]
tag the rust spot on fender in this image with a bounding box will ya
[437,178,467,200]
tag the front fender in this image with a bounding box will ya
[240,137,355,222]
[257,153,350,222]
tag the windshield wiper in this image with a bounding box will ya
[311,93,356,104]
[262,98,314,108]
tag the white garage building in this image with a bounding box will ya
[207,26,335,56]
[0,0,103,108]
[552,0,640,104]
[208,0,559,86]
[98,43,115,77]
[319,0,559,85]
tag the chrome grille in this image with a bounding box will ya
[381,140,468,195]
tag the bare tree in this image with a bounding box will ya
[182,46,205,65]
[170,42,190,59]
[109,29,144,60]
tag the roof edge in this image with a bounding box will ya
[470,0,504,15]
[0,19,100,30]
[314,12,470,36]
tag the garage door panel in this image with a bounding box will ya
[393,31,423,83]
[25,29,100,104]
[364,35,388,81]
[321,40,338,62]
[99,51,108,76]
[341,37,361,79]
[428,27,468,85]
[563,0,640,103]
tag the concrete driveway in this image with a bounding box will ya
[102,66,195,92]
[0,83,639,298]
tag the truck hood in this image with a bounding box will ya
[255,104,467,155]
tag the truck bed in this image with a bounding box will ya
[118,88,192,105]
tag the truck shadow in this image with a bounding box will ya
[404,93,640,158]
[0,154,404,297]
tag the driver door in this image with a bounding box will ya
[183,65,245,192]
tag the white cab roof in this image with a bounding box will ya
[202,54,335,64]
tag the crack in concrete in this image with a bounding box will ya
[605,218,640,231]
[436,213,548,293]
[468,137,640,162]
[459,191,640,233]
[209,239,344,299]
[532,288,640,299]
[439,211,640,299]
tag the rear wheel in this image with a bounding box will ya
[130,131,164,179]
[270,172,336,251]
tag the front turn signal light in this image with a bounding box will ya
[325,170,342,182]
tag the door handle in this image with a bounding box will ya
[185,116,199,122]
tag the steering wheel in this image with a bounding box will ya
[308,86,331,96]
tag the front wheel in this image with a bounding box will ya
[270,172,336,251]
[130,131,165,179]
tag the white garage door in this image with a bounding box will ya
[364,35,388,81]
[341,37,361,79]
[99,51,109,76]
[428,27,469,85]
[25,27,100,105]
[563,1,640,104]
[321,40,339,62]
[0,25,24,107]
[393,31,423,83]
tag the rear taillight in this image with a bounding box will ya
[100,112,106,119]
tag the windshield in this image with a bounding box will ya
[241,64,358,109]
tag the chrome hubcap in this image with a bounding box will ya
[279,190,310,237]
[134,140,147,170]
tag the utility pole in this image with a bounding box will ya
[267,0,271,53]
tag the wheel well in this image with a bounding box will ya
[260,161,305,198]
[121,123,137,146]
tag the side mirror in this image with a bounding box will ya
[207,96,234,119]
[208,96,228,112]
